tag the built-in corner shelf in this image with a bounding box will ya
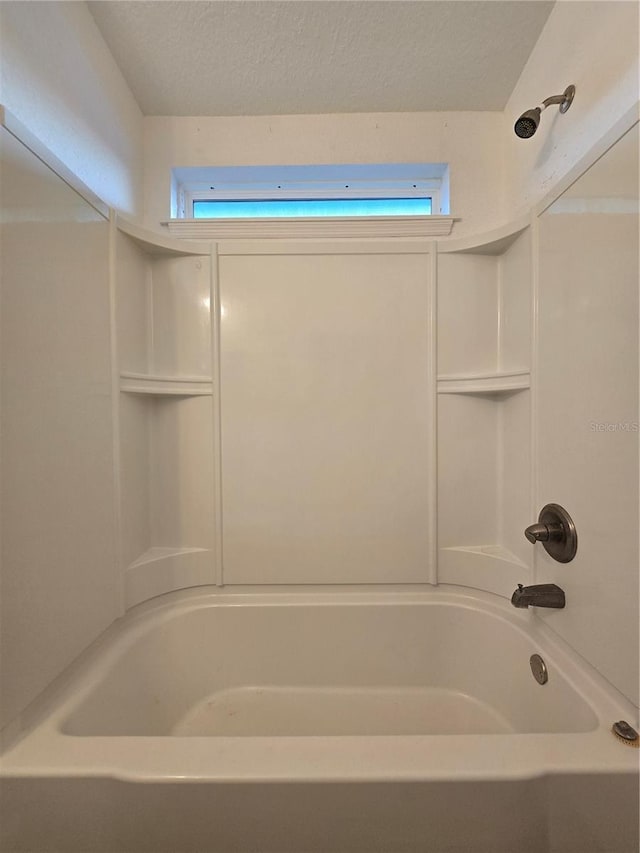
[116,215,210,257]
[437,369,530,396]
[438,545,531,599]
[127,546,209,571]
[441,544,528,569]
[124,546,213,609]
[119,372,213,397]
[437,215,530,255]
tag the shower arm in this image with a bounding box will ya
[540,86,576,114]
[540,94,565,110]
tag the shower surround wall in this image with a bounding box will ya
[0,121,119,731]
[535,123,639,707]
[111,227,532,599]
[218,247,435,585]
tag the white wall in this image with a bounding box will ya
[535,124,639,706]
[0,1,144,216]
[143,112,504,236]
[0,127,119,730]
[218,249,433,585]
[502,1,639,704]
[504,0,639,218]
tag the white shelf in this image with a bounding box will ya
[120,372,213,396]
[441,544,528,569]
[438,545,531,599]
[437,216,530,255]
[437,370,530,396]
[116,214,211,256]
[124,547,213,609]
[127,546,209,571]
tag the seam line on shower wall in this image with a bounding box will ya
[529,212,540,586]
[496,259,504,548]
[428,245,438,585]
[108,210,125,615]
[211,241,224,586]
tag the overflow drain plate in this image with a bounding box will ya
[530,654,548,685]
[612,721,639,747]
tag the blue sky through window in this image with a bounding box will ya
[193,197,432,218]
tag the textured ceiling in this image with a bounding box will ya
[88,1,554,117]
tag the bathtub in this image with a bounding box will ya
[1,586,638,853]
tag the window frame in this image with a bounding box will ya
[169,165,453,238]
[184,184,441,217]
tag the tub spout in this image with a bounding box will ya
[511,583,565,609]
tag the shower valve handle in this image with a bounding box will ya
[524,523,548,543]
[524,504,578,563]
[524,522,562,544]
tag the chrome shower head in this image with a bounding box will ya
[514,85,576,139]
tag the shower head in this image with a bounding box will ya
[514,85,576,139]
[514,108,541,139]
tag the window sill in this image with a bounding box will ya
[162,216,456,240]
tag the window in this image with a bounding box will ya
[167,163,453,238]
[173,163,449,219]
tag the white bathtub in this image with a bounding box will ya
[1,586,638,852]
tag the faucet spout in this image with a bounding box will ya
[511,583,566,609]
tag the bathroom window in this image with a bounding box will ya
[167,163,452,237]
[173,163,449,219]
